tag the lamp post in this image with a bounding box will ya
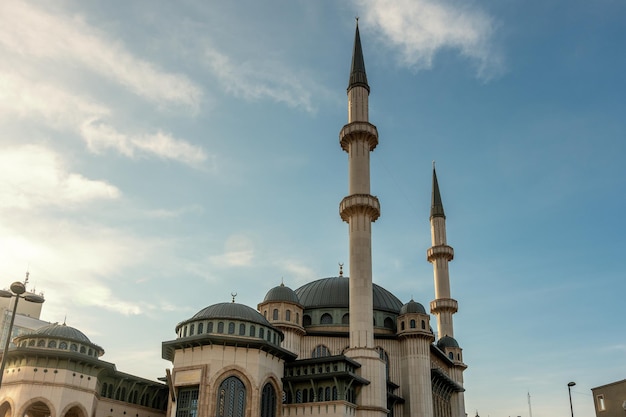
[567,381,576,417]
[0,279,45,388]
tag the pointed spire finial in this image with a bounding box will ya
[348,19,369,93]
[430,163,446,219]
[231,292,237,303]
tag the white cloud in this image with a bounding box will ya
[204,48,315,112]
[209,235,255,268]
[0,71,209,167]
[0,145,120,210]
[81,120,208,166]
[0,0,202,109]
[357,0,502,77]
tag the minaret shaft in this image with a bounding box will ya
[428,169,458,339]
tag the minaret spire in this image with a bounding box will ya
[348,19,369,92]
[427,167,458,338]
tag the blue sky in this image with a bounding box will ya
[1,0,625,415]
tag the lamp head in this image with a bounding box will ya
[568,382,576,387]
[9,281,26,295]
[23,294,45,303]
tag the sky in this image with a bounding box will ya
[0,0,625,416]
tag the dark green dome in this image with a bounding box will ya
[264,283,300,304]
[32,323,91,343]
[295,277,403,313]
[437,335,459,349]
[400,299,426,315]
[190,302,271,327]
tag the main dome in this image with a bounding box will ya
[295,277,403,313]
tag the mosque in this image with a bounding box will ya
[0,24,467,417]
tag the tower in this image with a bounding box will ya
[339,22,387,417]
[428,166,457,339]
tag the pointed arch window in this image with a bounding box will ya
[312,345,331,358]
[216,376,246,417]
[320,313,333,324]
[260,383,277,417]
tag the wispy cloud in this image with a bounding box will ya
[81,120,209,167]
[0,0,202,109]
[204,48,315,112]
[357,0,502,78]
[0,145,120,210]
[209,235,255,268]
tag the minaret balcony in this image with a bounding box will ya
[427,244,454,262]
[430,298,458,314]
[339,122,378,152]
[339,194,380,222]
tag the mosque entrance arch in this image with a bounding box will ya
[0,401,12,417]
[23,401,51,417]
[62,405,86,417]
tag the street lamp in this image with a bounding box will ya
[567,381,576,417]
[0,279,45,388]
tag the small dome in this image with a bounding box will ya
[263,283,300,304]
[400,299,426,315]
[33,323,92,343]
[189,302,270,327]
[437,335,459,349]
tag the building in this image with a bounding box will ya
[0,23,467,417]
[162,23,466,417]
[592,379,626,417]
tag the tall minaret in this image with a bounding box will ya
[427,165,458,338]
[339,22,386,417]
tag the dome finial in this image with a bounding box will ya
[339,262,344,277]
[281,277,284,287]
[231,292,237,303]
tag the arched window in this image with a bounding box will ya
[376,347,390,381]
[216,376,246,417]
[183,326,187,337]
[410,319,416,329]
[401,321,405,330]
[272,309,279,320]
[317,388,323,402]
[320,313,332,324]
[37,339,45,347]
[384,317,395,329]
[189,324,195,336]
[121,387,127,401]
[198,322,204,334]
[342,313,349,324]
[239,323,246,335]
[325,387,331,401]
[217,322,224,333]
[208,322,214,333]
[70,344,77,351]
[448,352,454,360]
[48,340,57,348]
[108,384,113,398]
[309,388,314,402]
[28,339,35,346]
[59,341,68,349]
[249,325,256,337]
[296,390,302,403]
[302,389,308,403]
[303,315,312,326]
[228,322,235,334]
[101,382,108,396]
[260,383,277,417]
[296,313,299,324]
[332,386,338,400]
[80,346,86,353]
[259,328,265,339]
[421,320,426,329]
[285,310,291,321]
[312,345,331,358]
